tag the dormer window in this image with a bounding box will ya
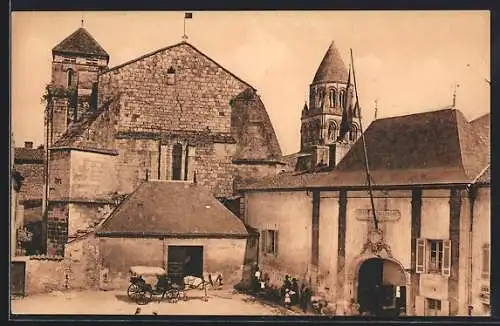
[166,66,176,85]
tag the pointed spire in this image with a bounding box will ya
[312,41,349,84]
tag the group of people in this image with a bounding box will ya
[252,266,313,313]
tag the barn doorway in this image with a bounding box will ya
[167,246,203,284]
[357,258,406,316]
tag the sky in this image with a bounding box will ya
[11,11,490,155]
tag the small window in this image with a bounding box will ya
[67,69,74,88]
[349,124,358,142]
[416,238,451,276]
[218,111,225,116]
[166,66,176,85]
[328,121,338,141]
[428,240,444,273]
[172,143,183,181]
[329,88,337,107]
[261,229,278,256]
[339,89,346,108]
[54,178,62,185]
[482,243,490,280]
[426,298,441,316]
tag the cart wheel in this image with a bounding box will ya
[127,283,142,300]
[166,289,180,303]
[136,289,152,305]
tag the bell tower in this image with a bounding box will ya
[298,41,360,170]
[45,27,109,147]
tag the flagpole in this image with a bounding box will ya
[350,48,379,230]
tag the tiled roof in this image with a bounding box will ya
[312,41,349,84]
[475,165,490,184]
[96,181,248,237]
[51,99,116,152]
[52,28,109,58]
[241,108,490,191]
[52,110,104,148]
[14,148,45,163]
[231,88,283,161]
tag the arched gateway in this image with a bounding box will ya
[346,255,410,316]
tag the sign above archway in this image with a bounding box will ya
[355,209,401,222]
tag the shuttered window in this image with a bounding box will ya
[416,238,451,276]
[482,243,490,280]
[260,229,278,256]
[416,238,425,273]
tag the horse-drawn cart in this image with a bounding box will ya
[127,266,212,305]
[127,266,182,305]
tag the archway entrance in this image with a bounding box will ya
[357,258,406,316]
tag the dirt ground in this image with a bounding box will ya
[10,288,305,316]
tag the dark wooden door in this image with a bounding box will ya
[167,246,204,284]
[11,261,26,296]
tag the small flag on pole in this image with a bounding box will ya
[185,12,193,19]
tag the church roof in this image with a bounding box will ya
[96,180,248,238]
[241,108,490,191]
[312,41,349,84]
[52,27,109,58]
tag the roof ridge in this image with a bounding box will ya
[99,41,256,91]
[96,183,146,233]
[373,105,456,122]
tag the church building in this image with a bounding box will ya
[15,25,283,293]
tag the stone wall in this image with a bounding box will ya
[48,150,71,200]
[46,202,69,256]
[233,163,282,192]
[25,235,101,295]
[70,150,118,200]
[98,43,249,134]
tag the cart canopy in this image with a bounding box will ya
[129,266,167,276]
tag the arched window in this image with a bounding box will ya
[339,89,346,108]
[349,124,358,142]
[67,69,74,88]
[329,88,337,107]
[328,121,338,141]
[172,143,183,180]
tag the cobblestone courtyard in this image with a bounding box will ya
[11,289,303,316]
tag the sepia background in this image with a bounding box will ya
[11,10,490,155]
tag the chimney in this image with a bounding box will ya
[24,141,33,149]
